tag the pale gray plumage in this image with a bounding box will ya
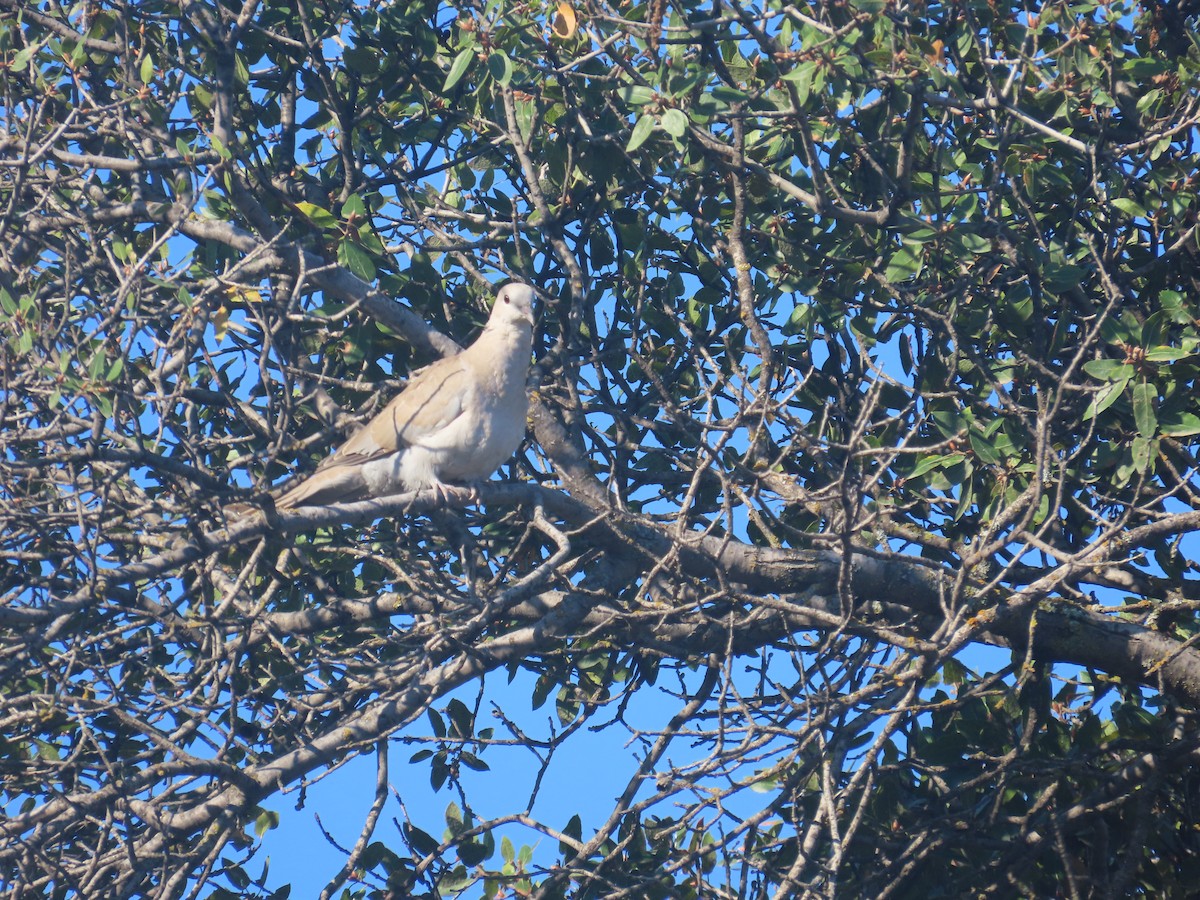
[275,282,535,508]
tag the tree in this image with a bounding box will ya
[3,0,1200,895]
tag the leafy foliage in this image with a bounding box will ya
[2,0,1200,897]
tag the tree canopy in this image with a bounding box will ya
[3,0,1200,896]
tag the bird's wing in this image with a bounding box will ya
[314,355,472,471]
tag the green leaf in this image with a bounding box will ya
[447,698,472,737]
[1160,412,1200,437]
[233,52,250,87]
[941,658,968,686]
[443,48,474,92]
[295,202,337,229]
[88,351,107,381]
[191,83,214,110]
[884,244,923,282]
[711,85,749,106]
[428,708,445,738]
[1044,262,1087,291]
[560,814,582,855]
[405,824,440,856]
[514,92,535,142]
[954,473,976,521]
[440,866,473,892]
[253,808,279,838]
[908,452,966,478]
[1085,378,1129,419]
[338,240,377,282]
[1159,291,1191,323]
[969,430,1004,466]
[1131,434,1154,473]
[531,674,552,709]
[1101,311,1141,345]
[619,85,656,107]
[957,231,990,254]
[750,772,779,793]
[344,45,379,75]
[488,51,512,86]
[1136,88,1163,114]
[1145,347,1188,363]
[782,62,815,103]
[10,46,35,71]
[356,222,384,253]
[225,863,250,890]
[785,303,813,337]
[342,193,368,218]
[1082,359,1133,381]
[556,686,579,724]
[458,839,489,866]
[660,108,688,137]
[627,114,655,152]
[1132,381,1157,437]
[1111,197,1147,218]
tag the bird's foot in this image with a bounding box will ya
[430,479,475,505]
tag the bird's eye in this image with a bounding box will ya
[504,295,510,303]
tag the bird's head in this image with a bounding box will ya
[491,282,536,329]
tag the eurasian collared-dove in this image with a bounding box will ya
[274,282,536,508]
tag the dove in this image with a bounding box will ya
[274,282,536,508]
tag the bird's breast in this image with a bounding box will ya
[423,386,527,481]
